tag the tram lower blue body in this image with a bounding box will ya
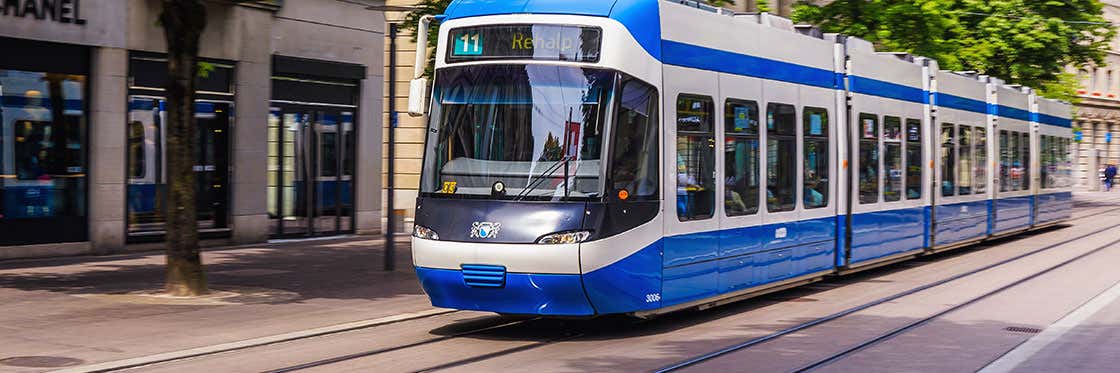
[934,200,990,245]
[128,184,160,213]
[849,207,927,264]
[1,185,57,218]
[416,198,1073,316]
[1035,192,1074,224]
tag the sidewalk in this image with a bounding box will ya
[0,236,433,371]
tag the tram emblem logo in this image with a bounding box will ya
[470,222,501,239]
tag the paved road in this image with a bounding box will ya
[75,194,1120,373]
[2,192,1120,369]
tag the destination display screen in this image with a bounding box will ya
[447,25,602,63]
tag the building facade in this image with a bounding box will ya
[1072,0,1120,190]
[0,0,386,259]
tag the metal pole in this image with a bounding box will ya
[385,23,398,271]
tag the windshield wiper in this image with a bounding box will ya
[514,155,572,201]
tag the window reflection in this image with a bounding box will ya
[0,69,87,224]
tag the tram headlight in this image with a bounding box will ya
[536,230,592,245]
[412,225,440,240]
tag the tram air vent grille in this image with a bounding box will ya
[461,264,507,288]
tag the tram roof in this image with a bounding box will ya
[445,0,618,19]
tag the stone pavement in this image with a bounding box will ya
[0,236,433,372]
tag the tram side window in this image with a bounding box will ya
[1063,138,1072,187]
[676,94,715,221]
[724,99,760,216]
[1021,132,1031,191]
[859,113,880,204]
[941,123,956,197]
[767,103,797,212]
[128,121,146,179]
[958,126,972,195]
[610,78,660,202]
[321,132,338,177]
[975,127,987,194]
[1010,132,1022,190]
[803,107,829,209]
[883,117,903,202]
[905,119,922,200]
[1040,136,1051,189]
[1008,129,1016,191]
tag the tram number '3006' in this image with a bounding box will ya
[645,293,661,303]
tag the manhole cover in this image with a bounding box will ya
[1005,326,1043,334]
[0,356,85,368]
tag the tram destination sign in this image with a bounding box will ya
[447,24,601,63]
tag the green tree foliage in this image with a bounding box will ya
[792,0,1115,100]
[403,0,454,78]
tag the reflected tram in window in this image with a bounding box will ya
[407,0,1075,317]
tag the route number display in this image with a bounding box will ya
[447,24,602,62]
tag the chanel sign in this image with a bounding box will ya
[2,0,88,25]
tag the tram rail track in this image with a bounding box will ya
[790,234,1120,372]
[271,203,1120,373]
[653,203,1120,373]
[264,316,545,373]
[105,201,1120,373]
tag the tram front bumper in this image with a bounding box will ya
[411,238,594,316]
[414,266,595,316]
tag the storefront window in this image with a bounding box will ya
[125,53,233,237]
[268,56,363,238]
[0,69,88,245]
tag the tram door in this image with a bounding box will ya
[268,105,355,237]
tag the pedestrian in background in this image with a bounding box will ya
[1106,164,1118,192]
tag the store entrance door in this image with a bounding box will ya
[268,105,355,237]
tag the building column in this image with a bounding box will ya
[89,47,129,254]
[229,7,273,244]
[357,38,387,235]
[1110,122,1120,166]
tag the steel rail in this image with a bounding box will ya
[653,205,1120,373]
[793,233,1120,372]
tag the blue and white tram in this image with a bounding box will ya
[407,0,1075,317]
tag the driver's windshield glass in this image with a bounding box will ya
[421,65,614,200]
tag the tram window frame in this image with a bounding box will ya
[858,113,880,204]
[958,126,972,195]
[676,94,716,221]
[128,121,146,179]
[1020,132,1031,191]
[1008,129,1016,191]
[724,99,760,216]
[766,102,798,213]
[883,116,903,202]
[803,107,829,209]
[974,127,987,194]
[1010,131,1022,191]
[1063,138,1072,187]
[941,123,956,197]
[905,119,923,200]
[608,77,660,202]
[1039,135,1049,189]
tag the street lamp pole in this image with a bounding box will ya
[385,23,398,271]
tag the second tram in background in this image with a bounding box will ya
[407,0,1075,317]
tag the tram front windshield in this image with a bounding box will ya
[421,64,613,200]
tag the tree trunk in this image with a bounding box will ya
[160,0,208,296]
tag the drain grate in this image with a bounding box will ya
[1004,326,1044,334]
[0,356,85,368]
